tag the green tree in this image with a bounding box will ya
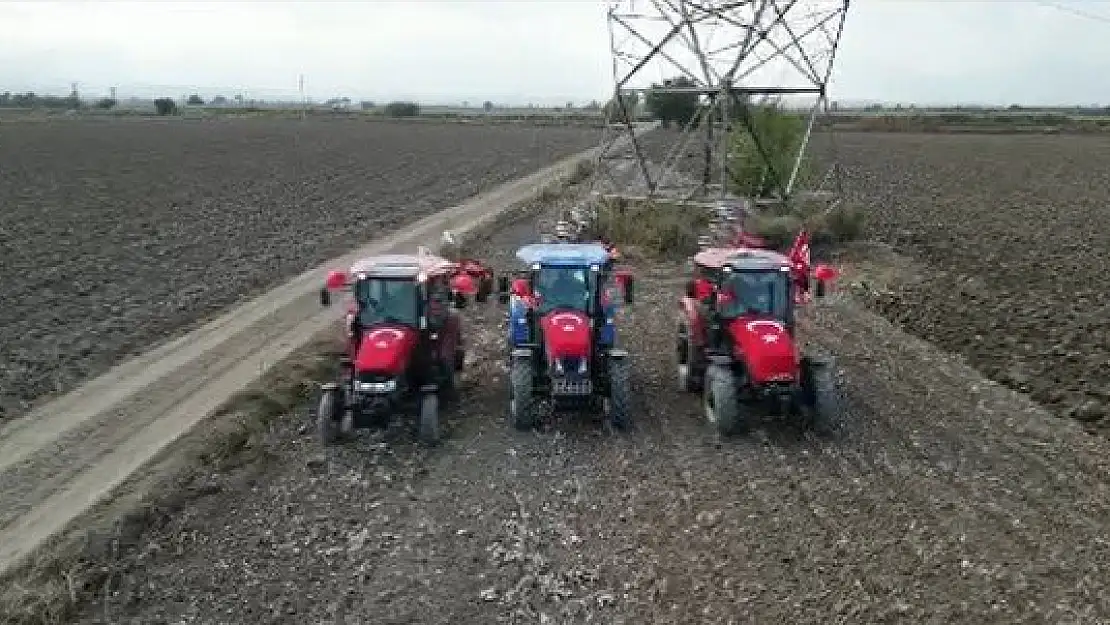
[645,76,700,127]
[603,92,639,124]
[383,101,420,117]
[727,101,808,199]
[95,98,117,110]
[186,94,204,105]
[153,98,178,116]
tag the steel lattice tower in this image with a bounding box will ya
[594,0,850,204]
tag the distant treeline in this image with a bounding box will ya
[0,92,82,109]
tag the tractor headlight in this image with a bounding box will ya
[552,359,564,374]
[578,359,588,375]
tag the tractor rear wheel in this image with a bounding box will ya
[418,392,440,445]
[704,365,744,435]
[317,387,341,445]
[607,357,631,430]
[508,359,536,431]
[800,357,839,434]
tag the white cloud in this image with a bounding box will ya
[0,0,1107,106]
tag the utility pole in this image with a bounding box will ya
[298,74,306,120]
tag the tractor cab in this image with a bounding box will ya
[496,242,634,430]
[315,251,491,445]
[688,247,798,339]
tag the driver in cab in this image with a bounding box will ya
[540,269,587,309]
[727,273,774,316]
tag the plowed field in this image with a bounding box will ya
[826,132,1110,433]
[0,119,600,419]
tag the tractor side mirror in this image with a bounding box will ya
[321,269,347,307]
[510,278,532,299]
[620,274,634,305]
[497,275,510,304]
[325,270,347,291]
[452,290,468,309]
[813,264,839,298]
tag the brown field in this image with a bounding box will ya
[824,132,1110,432]
[0,118,600,420]
[5,128,1110,624]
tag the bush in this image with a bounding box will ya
[587,197,709,259]
[95,98,117,110]
[747,201,865,251]
[728,103,809,199]
[153,98,177,116]
[748,212,803,250]
[603,92,639,124]
[645,76,700,127]
[822,203,866,242]
[383,101,420,117]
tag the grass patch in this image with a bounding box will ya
[746,196,866,251]
[587,196,710,260]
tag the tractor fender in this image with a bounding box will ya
[678,297,707,345]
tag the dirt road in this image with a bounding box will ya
[66,201,1110,624]
[0,146,604,580]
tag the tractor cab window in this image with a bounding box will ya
[534,266,592,314]
[354,278,419,327]
[718,270,789,321]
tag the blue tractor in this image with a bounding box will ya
[497,242,635,430]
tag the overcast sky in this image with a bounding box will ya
[0,1,1107,107]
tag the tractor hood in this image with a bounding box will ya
[354,324,419,376]
[539,310,592,360]
[727,317,798,384]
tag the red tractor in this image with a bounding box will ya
[676,231,841,434]
[317,250,493,445]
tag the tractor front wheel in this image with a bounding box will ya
[317,387,342,445]
[418,392,440,445]
[607,357,631,430]
[704,365,744,435]
[508,359,536,431]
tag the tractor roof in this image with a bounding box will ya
[516,242,611,267]
[694,246,790,271]
[349,253,454,279]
